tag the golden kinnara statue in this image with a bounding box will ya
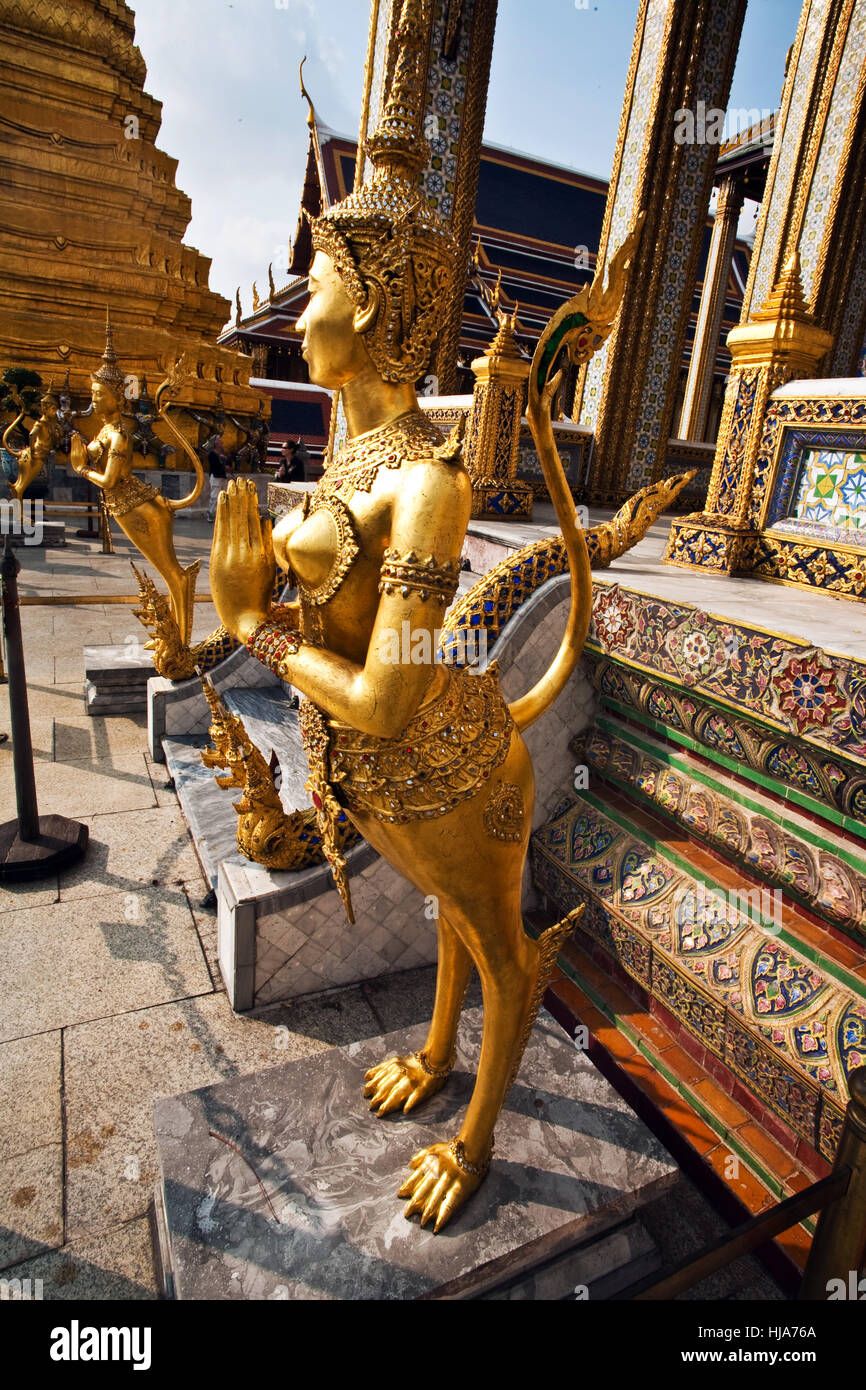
[210,0,639,1232]
[69,316,204,646]
[2,382,65,502]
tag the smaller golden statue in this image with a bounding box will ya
[198,675,357,871]
[2,382,65,501]
[70,315,203,646]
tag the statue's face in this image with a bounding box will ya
[91,381,120,417]
[295,252,371,389]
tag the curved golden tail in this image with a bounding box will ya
[2,405,25,461]
[507,217,643,734]
[154,359,205,511]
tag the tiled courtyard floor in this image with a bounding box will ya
[0,520,782,1299]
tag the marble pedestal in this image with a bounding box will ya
[161,683,435,1011]
[84,644,155,715]
[151,1008,678,1300]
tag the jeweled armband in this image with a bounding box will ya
[246,619,302,676]
[378,547,460,605]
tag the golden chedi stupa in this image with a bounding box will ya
[0,0,267,464]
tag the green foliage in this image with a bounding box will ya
[1,367,43,417]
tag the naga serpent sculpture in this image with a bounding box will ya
[69,315,204,647]
[208,0,645,1232]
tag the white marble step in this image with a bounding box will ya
[220,686,310,813]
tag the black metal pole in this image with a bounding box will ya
[0,535,87,880]
[1,538,38,840]
[76,480,100,539]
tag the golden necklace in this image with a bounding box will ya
[313,409,442,504]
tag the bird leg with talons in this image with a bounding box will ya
[378,900,583,1228]
[364,915,472,1117]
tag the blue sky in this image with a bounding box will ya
[130,0,801,319]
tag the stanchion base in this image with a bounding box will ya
[0,815,89,881]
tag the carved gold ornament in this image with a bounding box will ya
[312,409,445,503]
[482,781,525,842]
[299,498,360,605]
[326,664,513,824]
[379,548,460,604]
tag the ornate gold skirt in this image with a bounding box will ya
[329,663,513,822]
[298,663,515,919]
[105,473,160,517]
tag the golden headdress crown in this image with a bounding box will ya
[91,309,126,395]
[309,0,456,384]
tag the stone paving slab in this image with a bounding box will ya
[0,1216,158,1300]
[54,654,86,684]
[144,750,180,808]
[0,754,158,822]
[1,715,55,762]
[183,887,223,992]
[62,988,379,1241]
[1,680,89,722]
[0,1145,64,1271]
[0,876,59,914]
[59,806,206,902]
[53,713,150,763]
[0,887,212,1042]
[0,1031,61,1161]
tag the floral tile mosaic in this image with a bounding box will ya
[532,796,864,1153]
[588,582,866,766]
[583,720,866,940]
[787,448,866,534]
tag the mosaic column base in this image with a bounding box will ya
[663,514,757,575]
[470,479,535,520]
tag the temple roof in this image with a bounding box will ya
[223,126,751,383]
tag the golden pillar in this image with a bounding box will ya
[678,174,745,443]
[665,254,832,574]
[739,0,866,376]
[665,0,866,577]
[572,0,747,506]
[464,311,533,520]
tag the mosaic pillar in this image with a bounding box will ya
[664,253,833,574]
[572,0,746,506]
[356,0,498,393]
[678,174,745,443]
[665,0,866,577]
[464,312,533,519]
[739,0,866,364]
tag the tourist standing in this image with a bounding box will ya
[207,442,228,521]
[292,437,309,480]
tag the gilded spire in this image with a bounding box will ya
[299,55,331,211]
[91,307,126,392]
[753,250,812,323]
[488,304,523,360]
[365,0,429,178]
